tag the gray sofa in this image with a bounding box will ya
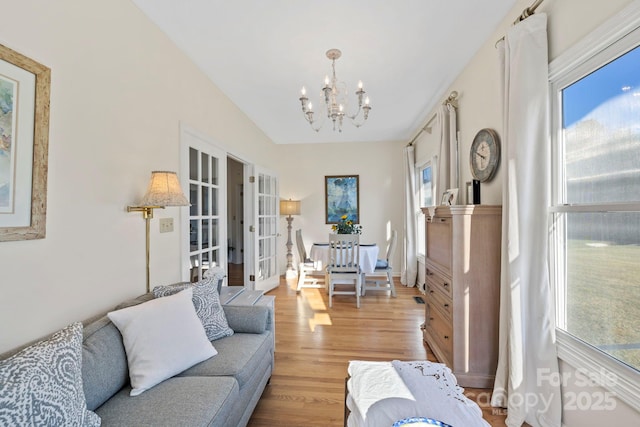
[3,291,274,427]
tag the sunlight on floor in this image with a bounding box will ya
[309,312,332,331]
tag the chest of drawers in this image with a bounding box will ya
[421,205,501,388]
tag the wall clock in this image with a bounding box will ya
[469,128,500,182]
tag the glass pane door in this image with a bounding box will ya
[252,166,280,292]
[180,127,226,283]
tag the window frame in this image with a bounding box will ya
[416,158,436,258]
[549,2,640,411]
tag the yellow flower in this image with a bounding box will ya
[341,214,348,220]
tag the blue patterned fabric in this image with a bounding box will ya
[0,322,101,426]
[392,417,452,427]
[153,277,234,341]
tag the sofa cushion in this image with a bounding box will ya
[95,376,238,427]
[0,322,101,427]
[153,277,234,341]
[179,331,273,389]
[223,305,269,334]
[108,288,217,396]
[82,316,129,411]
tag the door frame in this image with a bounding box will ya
[179,123,279,290]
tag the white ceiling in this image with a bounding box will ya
[130,0,519,144]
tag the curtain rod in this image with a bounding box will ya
[515,0,544,24]
[495,0,545,46]
[407,91,458,146]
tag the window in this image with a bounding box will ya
[416,161,434,257]
[550,8,640,408]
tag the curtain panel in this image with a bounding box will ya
[492,13,562,427]
[401,145,418,287]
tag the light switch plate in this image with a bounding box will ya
[159,218,174,233]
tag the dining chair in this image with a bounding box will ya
[327,233,362,308]
[295,229,324,292]
[362,230,397,297]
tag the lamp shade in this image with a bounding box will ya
[138,171,189,207]
[280,199,301,216]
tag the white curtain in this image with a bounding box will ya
[401,144,417,287]
[492,13,561,427]
[436,104,458,196]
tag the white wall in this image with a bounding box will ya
[413,0,638,424]
[0,0,278,353]
[276,141,404,275]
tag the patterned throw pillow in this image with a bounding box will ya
[153,276,234,341]
[0,322,101,427]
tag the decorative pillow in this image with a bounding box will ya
[0,322,101,427]
[107,288,217,396]
[153,276,233,341]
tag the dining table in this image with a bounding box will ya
[309,242,379,274]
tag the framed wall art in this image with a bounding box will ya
[441,188,458,206]
[325,175,359,224]
[0,43,51,242]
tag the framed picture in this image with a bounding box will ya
[325,175,359,224]
[0,44,51,241]
[441,188,459,206]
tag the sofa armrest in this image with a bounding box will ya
[223,305,270,334]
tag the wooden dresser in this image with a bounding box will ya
[421,205,501,388]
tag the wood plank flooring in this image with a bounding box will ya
[247,276,507,426]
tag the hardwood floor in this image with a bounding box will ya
[247,276,507,427]
[227,263,244,286]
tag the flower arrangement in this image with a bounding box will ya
[331,214,362,234]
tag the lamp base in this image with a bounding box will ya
[285,269,298,279]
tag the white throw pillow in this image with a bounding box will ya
[107,288,217,396]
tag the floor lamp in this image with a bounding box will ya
[127,171,190,293]
[280,199,301,279]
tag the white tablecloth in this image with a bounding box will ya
[310,243,379,274]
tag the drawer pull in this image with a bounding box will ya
[439,218,446,222]
[429,317,434,321]
[427,271,433,276]
[429,290,434,294]
[444,303,449,308]
[444,335,449,340]
[443,283,449,288]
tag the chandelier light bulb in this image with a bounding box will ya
[358,80,363,89]
[301,86,306,96]
[365,97,370,105]
[308,102,313,111]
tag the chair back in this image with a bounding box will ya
[295,229,307,262]
[329,234,360,272]
[386,230,398,266]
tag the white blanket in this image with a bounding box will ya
[346,361,489,427]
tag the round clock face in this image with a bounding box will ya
[470,128,500,182]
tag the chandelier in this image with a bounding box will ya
[298,49,371,132]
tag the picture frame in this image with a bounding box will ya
[441,188,459,206]
[325,175,359,224]
[0,44,51,241]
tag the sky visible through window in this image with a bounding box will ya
[563,45,640,129]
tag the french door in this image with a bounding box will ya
[180,126,226,282]
[180,124,280,292]
[249,165,280,292]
